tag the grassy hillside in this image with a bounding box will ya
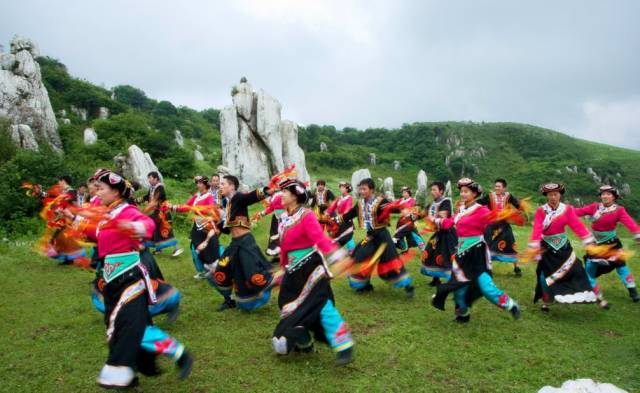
[300,122,640,215]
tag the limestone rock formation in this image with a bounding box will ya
[114,145,162,188]
[70,105,87,121]
[320,142,328,152]
[194,149,204,161]
[9,124,38,151]
[350,168,371,197]
[220,78,309,187]
[174,129,184,147]
[393,160,401,171]
[84,127,97,145]
[98,106,109,120]
[0,36,62,152]
[369,153,376,166]
[416,170,428,204]
[383,177,394,200]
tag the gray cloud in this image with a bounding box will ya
[1,0,638,148]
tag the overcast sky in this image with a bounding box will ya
[2,0,639,149]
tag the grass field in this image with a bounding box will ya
[1,214,639,393]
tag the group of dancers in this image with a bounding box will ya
[27,167,640,389]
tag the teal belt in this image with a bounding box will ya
[457,236,483,255]
[542,233,568,251]
[286,247,316,272]
[103,251,140,283]
[593,230,617,244]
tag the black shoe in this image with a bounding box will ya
[355,284,374,293]
[176,350,193,380]
[541,304,550,313]
[166,303,180,324]
[454,314,470,323]
[405,285,415,300]
[217,299,236,312]
[335,347,354,366]
[431,294,446,311]
[510,303,521,320]
[429,277,441,287]
[629,287,640,302]
[514,266,522,277]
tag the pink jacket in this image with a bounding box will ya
[575,202,640,235]
[326,195,354,216]
[85,203,155,258]
[176,192,215,212]
[438,203,493,237]
[279,209,336,267]
[529,203,593,246]
[263,193,284,215]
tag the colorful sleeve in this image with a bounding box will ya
[529,207,545,245]
[437,215,455,230]
[617,207,640,239]
[123,207,156,239]
[304,212,336,254]
[574,203,596,217]
[566,206,595,244]
[326,198,339,216]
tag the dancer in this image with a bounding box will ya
[210,175,274,311]
[87,170,192,389]
[430,178,521,323]
[271,177,354,365]
[393,186,426,253]
[527,183,597,311]
[310,180,335,225]
[210,174,223,205]
[478,178,526,276]
[325,181,356,253]
[575,185,640,305]
[335,178,415,298]
[173,176,219,279]
[421,181,456,286]
[142,171,182,257]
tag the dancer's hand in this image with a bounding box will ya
[197,241,208,252]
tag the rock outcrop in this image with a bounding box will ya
[383,177,394,200]
[9,124,38,151]
[0,36,62,152]
[220,78,309,187]
[416,170,428,204]
[84,127,97,145]
[114,145,162,188]
[350,168,371,197]
[174,129,184,147]
[194,149,204,161]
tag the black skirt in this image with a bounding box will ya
[534,241,596,304]
[103,268,156,373]
[190,223,220,265]
[149,209,176,245]
[484,221,518,260]
[432,241,490,311]
[421,229,457,274]
[213,233,272,299]
[273,252,333,350]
